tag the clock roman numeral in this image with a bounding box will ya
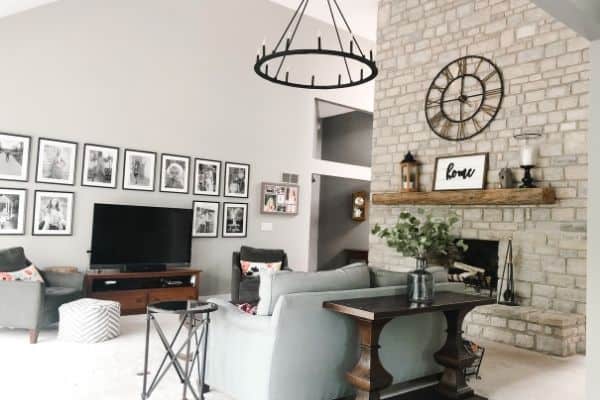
[442,68,454,82]
[430,111,444,128]
[440,119,451,137]
[485,88,503,98]
[472,117,483,132]
[426,99,442,109]
[481,104,498,116]
[474,59,484,74]
[482,70,498,83]
[432,84,444,93]
[458,58,467,75]
[458,122,466,139]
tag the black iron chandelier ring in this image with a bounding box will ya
[254,48,377,90]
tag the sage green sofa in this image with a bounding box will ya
[0,247,84,343]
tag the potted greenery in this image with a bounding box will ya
[372,209,467,304]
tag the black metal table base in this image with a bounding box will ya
[141,301,216,400]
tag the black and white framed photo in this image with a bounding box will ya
[122,149,156,191]
[81,144,119,189]
[222,202,248,238]
[32,190,74,236]
[35,138,78,185]
[194,158,221,196]
[192,201,220,238]
[0,133,31,182]
[224,162,250,198]
[160,154,190,194]
[0,188,26,235]
[433,153,489,191]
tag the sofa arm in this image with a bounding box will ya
[41,271,84,290]
[0,280,44,330]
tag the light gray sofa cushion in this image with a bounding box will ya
[257,263,370,316]
[369,266,449,287]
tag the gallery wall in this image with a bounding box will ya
[0,0,374,294]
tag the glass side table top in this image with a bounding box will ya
[147,300,218,315]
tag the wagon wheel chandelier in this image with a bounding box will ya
[254,0,377,90]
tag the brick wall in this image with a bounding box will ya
[371,0,589,316]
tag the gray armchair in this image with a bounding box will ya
[0,247,83,343]
[231,246,289,304]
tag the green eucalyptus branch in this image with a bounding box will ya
[372,209,467,260]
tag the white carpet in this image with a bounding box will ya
[0,314,584,400]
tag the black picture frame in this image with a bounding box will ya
[222,202,248,238]
[159,153,191,194]
[32,190,75,236]
[193,158,222,197]
[224,162,250,198]
[0,132,32,182]
[0,187,27,235]
[81,143,120,189]
[122,149,157,192]
[192,201,220,238]
[35,137,78,186]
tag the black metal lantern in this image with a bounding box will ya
[254,0,377,90]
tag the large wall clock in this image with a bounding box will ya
[425,55,504,141]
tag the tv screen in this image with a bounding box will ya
[90,203,192,268]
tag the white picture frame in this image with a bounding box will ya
[0,133,31,182]
[122,149,156,191]
[32,190,74,236]
[160,154,190,194]
[0,188,26,235]
[81,144,119,189]
[433,153,489,191]
[224,162,250,198]
[192,201,219,238]
[194,158,221,196]
[35,138,78,186]
[222,202,248,238]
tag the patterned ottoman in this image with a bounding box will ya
[58,298,121,343]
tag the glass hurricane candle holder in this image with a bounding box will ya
[514,132,541,188]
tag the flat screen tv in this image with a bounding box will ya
[90,203,192,269]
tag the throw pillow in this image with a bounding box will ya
[0,264,45,283]
[240,260,283,277]
[256,263,370,316]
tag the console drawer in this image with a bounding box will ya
[148,287,197,304]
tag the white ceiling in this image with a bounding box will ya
[0,1,379,41]
[0,0,56,19]
[268,0,378,41]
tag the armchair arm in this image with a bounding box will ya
[41,271,84,290]
[231,252,242,303]
[0,280,44,330]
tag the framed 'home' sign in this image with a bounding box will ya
[433,153,488,191]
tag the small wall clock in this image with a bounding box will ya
[425,55,504,141]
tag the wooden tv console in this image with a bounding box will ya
[84,268,201,315]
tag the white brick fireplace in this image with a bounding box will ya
[370,0,588,355]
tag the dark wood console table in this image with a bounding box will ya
[85,268,201,315]
[323,292,495,400]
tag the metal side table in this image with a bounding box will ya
[142,300,218,400]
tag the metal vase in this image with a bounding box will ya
[408,257,434,304]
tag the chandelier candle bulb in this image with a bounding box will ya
[286,38,290,50]
[338,74,342,85]
[311,75,315,86]
[285,71,289,82]
[350,40,354,54]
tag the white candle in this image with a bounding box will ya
[520,145,536,166]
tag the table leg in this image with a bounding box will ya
[346,318,393,400]
[434,308,479,400]
[142,311,151,400]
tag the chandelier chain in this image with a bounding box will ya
[326,0,352,82]
[275,0,309,79]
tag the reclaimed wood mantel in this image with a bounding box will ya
[372,187,556,206]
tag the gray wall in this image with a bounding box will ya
[320,112,373,167]
[317,176,370,270]
[0,0,374,295]
[316,111,372,270]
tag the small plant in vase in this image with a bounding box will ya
[372,209,467,304]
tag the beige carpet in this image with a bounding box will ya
[0,315,584,400]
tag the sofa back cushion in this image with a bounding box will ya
[257,263,370,316]
[0,247,31,273]
[369,266,449,287]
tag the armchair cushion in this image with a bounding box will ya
[0,247,31,272]
[232,247,289,304]
[0,264,45,283]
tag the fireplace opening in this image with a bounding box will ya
[449,239,499,296]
